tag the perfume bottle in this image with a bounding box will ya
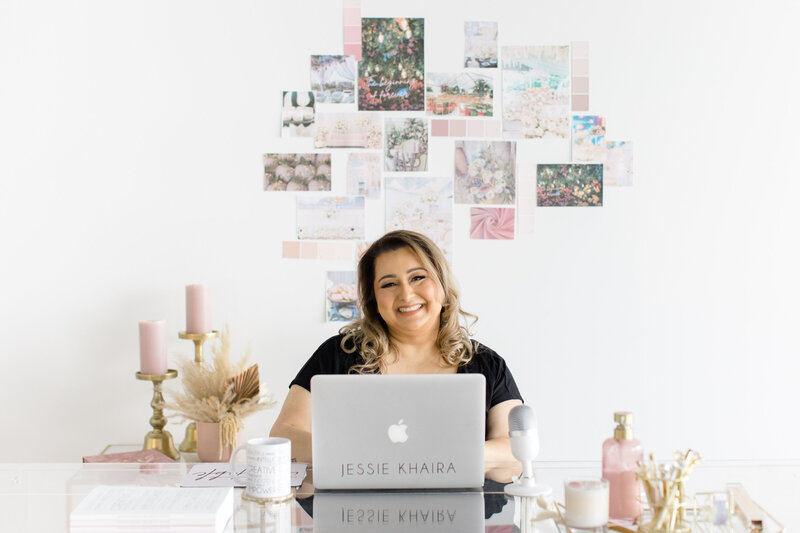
[602,411,643,521]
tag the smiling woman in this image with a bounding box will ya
[269,230,523,464]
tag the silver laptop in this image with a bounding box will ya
[311,374,486,490]
[312,491,485,533]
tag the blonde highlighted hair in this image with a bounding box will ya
[339,230,477,373]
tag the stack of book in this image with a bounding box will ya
[70,485,233,532]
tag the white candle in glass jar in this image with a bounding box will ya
[565,479,610,528]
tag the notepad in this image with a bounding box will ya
[70,485,233,532]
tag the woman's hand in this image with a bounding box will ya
[269,385,313,463]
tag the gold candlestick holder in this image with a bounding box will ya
[177,330,219,452]
[136,369,180,460]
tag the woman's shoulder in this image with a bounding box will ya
[469,341,506,366]
[311,333,360,368]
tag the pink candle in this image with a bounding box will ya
[139,320,167,374]
[186,284,212,334]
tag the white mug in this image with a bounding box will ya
[229,437,291,501]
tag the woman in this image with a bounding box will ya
[270,230,523,464]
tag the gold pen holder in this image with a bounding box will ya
[177,330,219,453]
[136,369,180,460]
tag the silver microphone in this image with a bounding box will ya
[504,404,552,497]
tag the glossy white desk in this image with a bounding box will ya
[1,461,796,532]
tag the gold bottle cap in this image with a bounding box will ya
[614,411,634,440]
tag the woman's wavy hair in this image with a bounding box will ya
[339,230,477,373]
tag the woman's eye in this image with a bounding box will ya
[411,275,425,282]
[380,282,396,288]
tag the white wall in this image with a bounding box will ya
[1,0,798,462]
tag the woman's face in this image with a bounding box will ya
[373,247,444,340]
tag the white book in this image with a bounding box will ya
[70,485,233,532]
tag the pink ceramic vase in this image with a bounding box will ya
[196,421,241,462]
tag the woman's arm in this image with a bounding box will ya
[269,385,312,463]
[484,398,523,464]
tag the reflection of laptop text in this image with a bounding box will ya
[313,491,484,533]
[311,374,486,489]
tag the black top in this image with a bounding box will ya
[290,334,523,415]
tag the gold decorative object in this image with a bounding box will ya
[135,369,180,460]
[177,330,219,452]
[638,450,703,533]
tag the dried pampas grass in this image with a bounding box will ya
[167,325,276,455]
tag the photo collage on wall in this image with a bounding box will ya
[264,5,634,320]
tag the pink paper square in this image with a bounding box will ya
[572,59,589,76]
[335,243,353,261]
[344,44,362,61]
[572,76,589,93]
[571,41,589,59]
[317,242,337,259]
[470,207,515,240]
[450,120,466,137]
[343,0,360,7]
[484,120,502,138]
[466,121,485,137]
[300,242,318,259]
[343,8,361,25]
[282,241,300,259]
[343,26,361,42]
[431,119,449,137]
[572,94,589,111]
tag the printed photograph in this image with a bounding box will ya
[464,22,498,68]
[310,55,356,103]
[385,177,453,258]
[315,112,382,149]
[263,153,331,191]
[281,91,316,138]
[455,140,516,205]
[296,196,365,239]
[502,46,570,139]
[359,18,424,111]
[470,207,515,240]
[426,72,493,116]
[537,163,603,207]
[604,141,633,186]
[326,271,360,322]
[346,153,381,199]
[572,115,606,162]
[384,118,428,172]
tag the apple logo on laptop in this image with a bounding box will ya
[388,419,408,443]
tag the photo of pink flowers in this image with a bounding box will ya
[502,46,570,139]
[347,153,381,199]
[281,91,315,138]
[263,153,331,191]
[426,72,493,116]
[314,112,382,149]
[604,141,633,186]
[454,141,516,205]
[311,55,356,103]
[297,196,365,239]
[464,22,498,68]
[359,18,424,111]
[385,177,453,258]
[536,164,603,207]
[572,115,606,162]
[470,207,514,240]
[326,271,360,322]
[384,118,428,172]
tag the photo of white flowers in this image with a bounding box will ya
[464,21,498,68]
[311,55,356,103]
[315,112,383,149]
[263,153,331,192]
[296,196,366,239]
[384,118,429,172]
[281,91,315,138]
[502,45,570,139]
[572,115,606,162]
[455,141,516,204]
[385,177,453,258]
[326,271,359,322]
